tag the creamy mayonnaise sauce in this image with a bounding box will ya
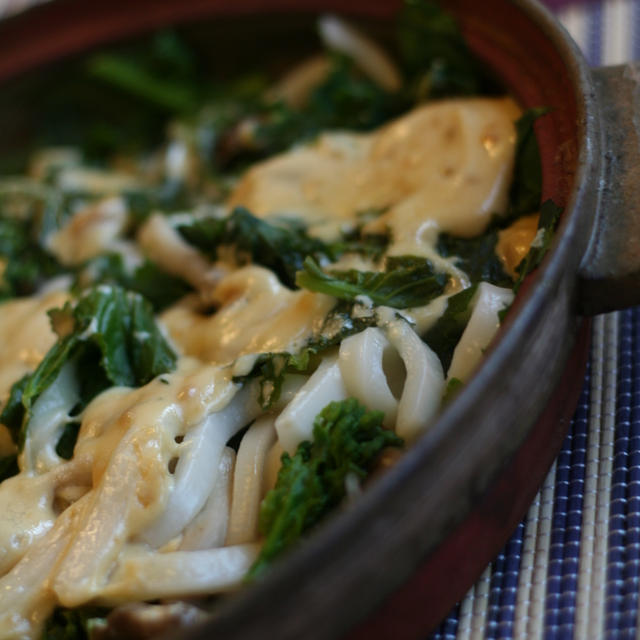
[0,290,68,408]
[47,196,128,266]
[161,265,335,363]
[0,357,238,636]
[230,97,520,251]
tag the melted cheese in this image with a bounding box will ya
[50,360,239,607]
[0,473,57,575]
[161,266,335,363]
[0,290,69,406]
[230,97,519,253]
[0,493,88,639]
[74,358,237,487]
[0,459,90,576]
[47,196,128,266]
[0,356,239,637]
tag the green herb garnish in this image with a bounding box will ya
[248,399,402,579]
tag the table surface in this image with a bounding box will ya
[0,0,637,638]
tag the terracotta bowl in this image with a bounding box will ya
[0,0,638,638]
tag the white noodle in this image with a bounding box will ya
[448,283,515,382]
[275,355,347,454]
[19,361,79,475]
[180,447,235,551]
[318,15,402,91]
[139,384,262,548]
[98,544,260,604]
[385,318,445,441]
[226,416,276,545]
[137,213,226,295]
[268,55,331,107]
[0,495,89,639]
[0,458,91,576]
[263,441,285,495]
[338,327,402,425]
[53,425,164,607]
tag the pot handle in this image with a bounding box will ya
[578,62,640,315]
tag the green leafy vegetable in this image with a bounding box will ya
[296,255,448,308]
[3,30,204,163]
[436,229,513,287]
[178,207,388,288]
[248,353,304,411]
[0,223,64,300]
[209,54,403,172]
[291,54,402,132]
[125,261,193,310]
[74,253,193,311]
[422,284,478,372]
[248,398,402,579]
[1,285,177,449]
[42,606,108,640]
[87,31,200,114]
[0,180,106,300]
[55,422,81,460]
[235,301,377,409]
[497,304,510,324]
[397,0,496,100]
[508,107,549,217]
[88,55,199,114]
[435,106,550,288]
[0,375,29,439]
[121,180,199,224]
[0,179,78,241]
[513,199,562,290]
[178,207,331,288]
